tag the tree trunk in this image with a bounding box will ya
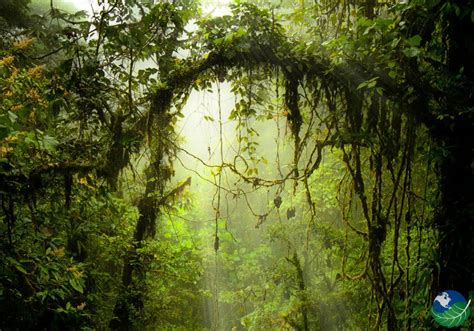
[289,252,309,331]
[430,0,474,313]
[109,162,161,330]
[109,89,173,329]
[431,122,474,296]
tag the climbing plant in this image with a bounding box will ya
[1,0,472,329]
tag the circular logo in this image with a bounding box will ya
[431,290,471,328]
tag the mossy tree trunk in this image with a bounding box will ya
[109,91,174,329]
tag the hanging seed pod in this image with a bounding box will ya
[287,207,296,219]
[274,196,282,208]
[214,235,219,252]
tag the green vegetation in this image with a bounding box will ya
[0,0,472,330]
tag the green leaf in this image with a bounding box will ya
[356,77,378,90]
[403,47,421,58]
[228,110,237,120]
[453,4,460,16]
[14,263,28,274]
[8,111,18,123]
[407,35,422,47]
[431,300,471,328]
[235,27,247,37]
[69,278,84,294]
[213,37,224,46]
[41,135,59,152]
[374,18,393,29]
[6,257,28,274]
[390,38,400,48]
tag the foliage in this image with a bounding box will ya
[0,0,472,330]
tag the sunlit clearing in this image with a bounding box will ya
[66,0,231,16]
[62,0,99,12]
[202,0,232,17]
[178,83,235,166]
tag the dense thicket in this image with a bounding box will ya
[0,0,472,330]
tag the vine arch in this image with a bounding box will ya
[110,4,433,330]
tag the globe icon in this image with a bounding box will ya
[431,290,471,328]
